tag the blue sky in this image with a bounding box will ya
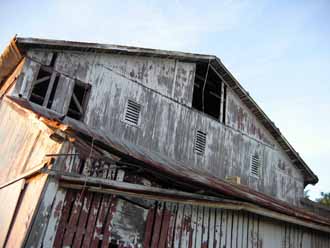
[1,0,329,199]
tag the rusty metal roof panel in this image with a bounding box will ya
[5,96,329,229]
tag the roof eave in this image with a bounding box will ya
[15,37,216,62]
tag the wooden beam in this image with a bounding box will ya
[58,182,330,234]
[72,93,83,113]
[43,72,57,107]
[45,169,223,203]
[0,162,47,189]
[44,169,330,233]
[33,76,51,86]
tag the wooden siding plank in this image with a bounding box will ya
[5,174,47,248]
[173,203,184,248]
[158,203,172,248]
[241,212,248,248]
[181,204,193,248]
[62,191,86,247]
[214,208,222,248]
[53,190,76,248]
[151,202,165,248]
[208,207,216,248]
[166,203,178,248]
[90,194,112,248]
[143,206,155,248]
[191,205,198,248]
[25,178,59,248]
[195,205,203,248]
[225,210,233,248]
[81,194,102,248]
[232,211,238,248]
[219,209,227,248]
[42,188,67,247]
[202,207,209,248]
[72,192,93,248]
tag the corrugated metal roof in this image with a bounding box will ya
[5,96,329,230]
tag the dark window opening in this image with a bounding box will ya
[30,65,90,121]
[192,62,226,122]
[30,67,52,105]
[67,80,90,120]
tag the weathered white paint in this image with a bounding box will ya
[14,50,306,206]
[42,188,66,247]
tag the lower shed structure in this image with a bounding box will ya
[1,97,330,248]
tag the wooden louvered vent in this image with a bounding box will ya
[250,154,260,177]
[124,100,141,126]
[194,130,207,156]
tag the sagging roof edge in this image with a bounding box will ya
[4,96,329,231]
[1,36,318,185]
[0,37,23,85]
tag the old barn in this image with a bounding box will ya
[0,37,329,247]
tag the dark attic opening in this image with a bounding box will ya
[67,80,91,120]
[29,66,60,107]
[192,62,227,123]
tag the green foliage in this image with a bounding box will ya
[304,190,310,199]
[316,192,330,206]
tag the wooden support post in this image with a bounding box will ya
[43,72,57,107]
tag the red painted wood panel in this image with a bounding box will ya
[62,191,86,246]
[72,192,93,248]
[158,208,172,248]
[90,195,112,248]
[53,190,75,248]
[151,204,164,248]
[101,196,118,248]
[81,194,102,248]
[143,207,156,248]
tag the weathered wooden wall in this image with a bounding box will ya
[0,93,62,247]
[14,49,304,206]
[0,100,60,184]
[4,174,49,247]
[0,179,25,247]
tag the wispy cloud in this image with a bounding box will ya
[50,0,259,51]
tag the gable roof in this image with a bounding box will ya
[0,37,318,185]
